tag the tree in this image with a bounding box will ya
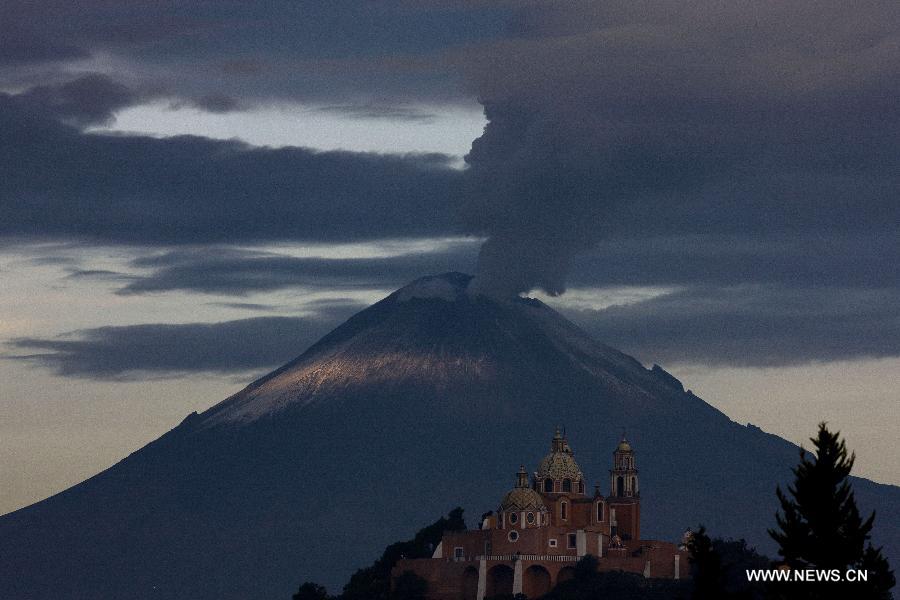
[860,545,897,600]
[540,554,689,600]
[710,537,769,600]
[391,570,428,600]
[688,526,726,600]
[768,422,895,599]
[687,526,768,600]
[574,553,599,580]
[292,581,330,600]
[340,507,466,600]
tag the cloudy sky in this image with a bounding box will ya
[2,1,899,514]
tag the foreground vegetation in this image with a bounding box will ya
[293,424,894,600]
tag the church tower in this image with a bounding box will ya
[609,435,639,497]
[608,434,641,541]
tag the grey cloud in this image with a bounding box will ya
[65,269,138,282]
[17,74,138,126]
[315,104,438,122]
[566,233,900,289]
[460,1,900,296]
[6,314,358,380]
[174,94,245,114]
[208,302,281,312]
[26,255,81,266]
[0,94,464,244]
[0,32,87,65]
[117,244,479,295]
[563,285,900,367]
[0,2,511,104]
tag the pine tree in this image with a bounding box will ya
[768,422,895,599]
[687,526,727,600]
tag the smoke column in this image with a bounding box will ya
[459,1,900,297]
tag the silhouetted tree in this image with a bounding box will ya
[391,570,428,600]
[340,507,466,600]
[860,545,897,600]
[687,526,768,600]
[292,581,330,600]
[768,422,895,600]
[688,526,726,600]
[711,538,769,599]
[540,554,689,600]
[574,553,600,580]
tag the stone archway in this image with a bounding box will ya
[486,564,514,597]
[556,566,576,585]
[460,566,478,600]
[523,565,551,598]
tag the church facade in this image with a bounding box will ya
[392,430,688,599]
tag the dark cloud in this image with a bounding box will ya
[17,74,138,126]
[26,255,81,266]
[567,233,899,289]
[179,94,244,114]
[316,104,438,122]
[6,313,360,380]
[460,1,900,296]
[117,244,478,295]
[0,2,512,104]
[0,32,87,65]
[0,1,197,68]
[0,94,463,244]
[563,285,900,367]
[65,269,137,282]
[208,302,280,312]
[4,2,900,371]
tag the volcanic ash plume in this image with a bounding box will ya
[460,1,900,297]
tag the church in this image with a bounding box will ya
[392,429,689,599]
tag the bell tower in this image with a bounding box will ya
[609,434,638,497]
[607,433,640,540]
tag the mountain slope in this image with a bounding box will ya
[1,272,897,599]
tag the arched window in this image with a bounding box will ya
[631,476,637,493]
[562,479,572,493]
[616,476,624,496]
[544,478,554,492]
[596,502,603,521]
[577,481,584,494]
[526,512,535,525]
[560,501,568,521]
[509,512,519,525]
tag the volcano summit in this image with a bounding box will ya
[1,273,898,599]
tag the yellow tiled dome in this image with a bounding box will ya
[500,486,546,511]
[536,428,584,482]
[615,435,634,453]
[536,451,583,481]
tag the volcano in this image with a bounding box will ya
[2,272,898,599]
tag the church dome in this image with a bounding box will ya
[537,451,583,481]
[500,465,547,512]
[536,428,584,482]
[500,486,546,511]
[616,439,632,453]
